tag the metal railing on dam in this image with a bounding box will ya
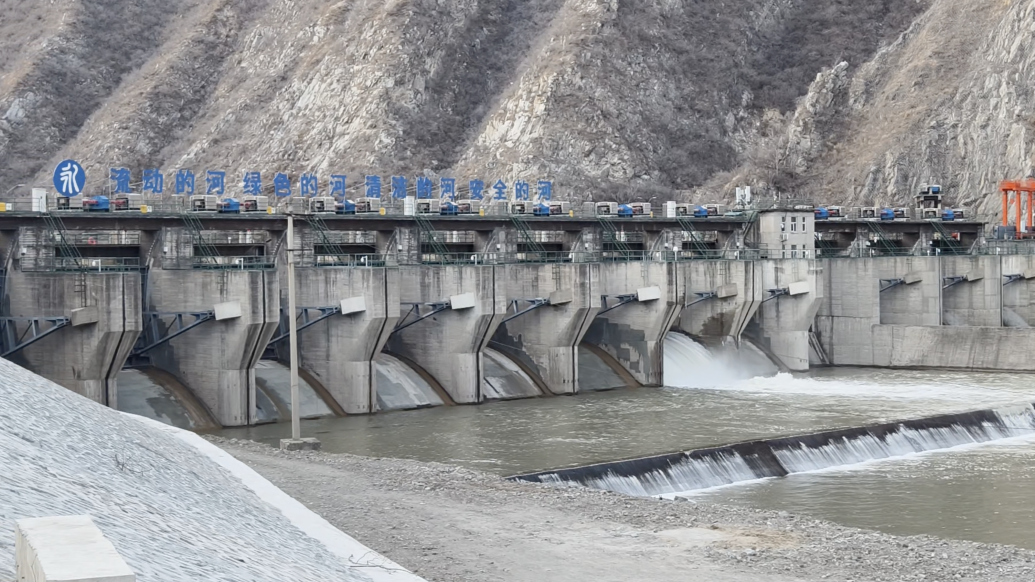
[190,255,277,270]
[19,256,144,272]
[396,249,816,266]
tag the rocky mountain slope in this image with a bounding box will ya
[727,0,1035,223]
[1,0,992,207]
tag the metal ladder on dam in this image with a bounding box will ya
[43,212,85,269]
[0,231,71,357]
[182,211,221,268]
[125,212,254,366]
[598,217,635,260]
[929,220,965,255]
[415,213,453,263]
[676,217,714,258]
[512,214,547,256]
[866,222,904,256]
[305,214,352,266]
[0,215,87,357]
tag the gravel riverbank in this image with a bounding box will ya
[211,437,1035,582]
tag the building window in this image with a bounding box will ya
[791,244,798,258]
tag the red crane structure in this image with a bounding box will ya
[1000,178,1035,236]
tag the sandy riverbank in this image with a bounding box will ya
[211,437,1035,582]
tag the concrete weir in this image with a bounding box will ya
[288,266,401,414]
[491,263,600,395]
[147,269,279,427]
[387,265,505,404]
[5,271,141,406]
[509,404,1035,497]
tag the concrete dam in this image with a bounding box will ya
[2,201,1031,430]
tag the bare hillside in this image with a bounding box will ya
[0,0,927,199]
[729,0,1035,223]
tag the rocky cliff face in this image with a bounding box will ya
[0,0,928,200]
[730,0,1035,224]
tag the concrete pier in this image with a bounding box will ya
[387,265,505,404]
[875,257,941,326]
[146,268,279,427]
[490,263,600,395]
[678,260,762,341]
[583,261,684,386]
[940,255,1002,327]
[813,258,880,367]
[5,271,141,406]
[756,259,822,371]
[289,266,401,414]
[1001,255,1035,327]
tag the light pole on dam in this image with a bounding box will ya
[280,212,321,451]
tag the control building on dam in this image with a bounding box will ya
[1,193,1029,428]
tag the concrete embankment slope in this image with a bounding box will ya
[0,358,423,581]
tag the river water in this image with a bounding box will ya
[217,334,1035,550]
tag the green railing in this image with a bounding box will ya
[183,212,222,262]
[512,215,547,254]
[928,220,967,255]
[21,256,143,273]
[191,255,276,270]
[61,231,143,246]
[415,214,452,258]
[195,231,267,245]
[42,213,84,270]
[598,217,635,259]
[978,242,1035,256]
[406,249,812,265]
[865,222,909,256]
[302,254,394,268]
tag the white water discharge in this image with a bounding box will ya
[710,370,1035,409]
[537,452,759,498]
[532,405,1035,498]
[772,405,1035,475]
[663,332,777,388]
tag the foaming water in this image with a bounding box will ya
[663,332,777,388]
[694,432,1035,549]
[538,452,759,496]
[519,405,1035,498]
[663,333,1035,409]
[222,334,1035,551]
[715,369,1035,408]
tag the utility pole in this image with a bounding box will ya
[280,210,320,451]
[287,213,300,441]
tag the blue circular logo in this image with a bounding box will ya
[53,159,86,197]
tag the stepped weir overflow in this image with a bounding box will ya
[510,404,1035,497]
[6,200,1035,430]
